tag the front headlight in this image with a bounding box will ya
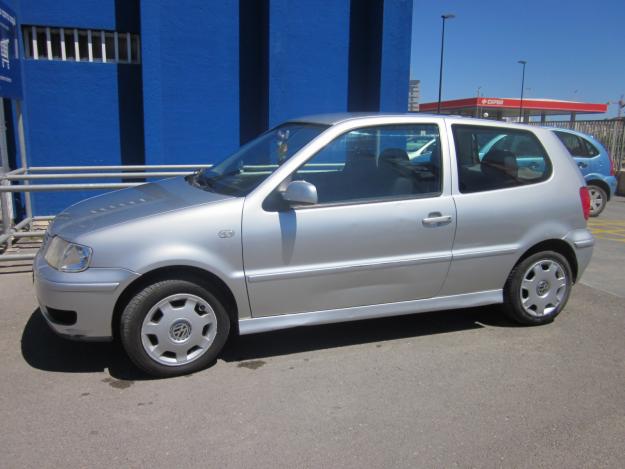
[43,236,92,272]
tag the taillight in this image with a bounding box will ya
[579,186,590,221]
[609,157,615,176]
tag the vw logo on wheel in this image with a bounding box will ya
[169,320,192,342]
[536,280,550,296]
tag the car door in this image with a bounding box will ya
[241,122,456,317]
[442,123,554,296]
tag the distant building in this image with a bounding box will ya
[408,79,420,112]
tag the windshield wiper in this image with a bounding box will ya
[196,170,215,188]
[201,168,241,184]
[185,169,215,191]
[189,168,242,192]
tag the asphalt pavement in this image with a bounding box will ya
[582,196,625,298]
[0,198,624,468]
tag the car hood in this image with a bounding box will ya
[48,177,233,240]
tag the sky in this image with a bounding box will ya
[410,0,625,118]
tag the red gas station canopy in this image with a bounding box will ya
[419,97,608,118]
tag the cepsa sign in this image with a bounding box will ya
[0,1,21,99]
[480,98,505,106]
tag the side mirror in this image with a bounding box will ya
[281,180,318,206]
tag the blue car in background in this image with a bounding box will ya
[551,128,617,216]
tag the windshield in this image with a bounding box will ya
[188,123,328,196]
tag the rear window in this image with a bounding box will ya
[554,131,599,158]
[453,125,552,194]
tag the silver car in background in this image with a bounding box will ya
[34,114,594,377]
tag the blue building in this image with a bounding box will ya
[6,0,413,214]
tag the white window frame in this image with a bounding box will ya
[23,25,140,64]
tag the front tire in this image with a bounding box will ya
[120,278,230,377]
[588,184,607,217]
[502,251,572,326]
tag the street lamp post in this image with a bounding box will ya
[437,13,455,114]
[518,60,527,122]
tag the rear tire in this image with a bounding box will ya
[588,184,607,217]
[120,278,230,377]
[502,251,572,326]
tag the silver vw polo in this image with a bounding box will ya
[34,114,594,377]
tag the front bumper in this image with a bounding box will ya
[34,252,140,340]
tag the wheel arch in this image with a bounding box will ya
[586,178,611,200]
[514,239,579,283]
[112,265,240,339]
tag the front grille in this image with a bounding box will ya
[45,307,77,326]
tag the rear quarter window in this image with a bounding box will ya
[580,137,600,157]
[452,125,552,194]
[554,131,599,158]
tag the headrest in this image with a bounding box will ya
[482,149,518,178]
[482,148,517,167]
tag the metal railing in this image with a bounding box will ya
[0,163,213,263]
[528,119,625,170]
[0,161,345,265]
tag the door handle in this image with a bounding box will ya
[577,162,587,169]
[422,213,453,227]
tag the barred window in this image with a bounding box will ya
[23,26,140,64]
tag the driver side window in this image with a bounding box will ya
[292,124,442,205]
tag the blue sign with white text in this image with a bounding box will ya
[0,1,21,99]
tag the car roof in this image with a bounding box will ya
[286,113,434,125]
[287,112,543,131]
[544,126,594,140]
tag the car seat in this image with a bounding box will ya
[378,148,413,196]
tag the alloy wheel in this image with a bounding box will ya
[588,186,605,215]
[140,293,218,366]
[519,259,568,317]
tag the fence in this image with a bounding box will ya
[0,161,345,265]
[528,119,625,170]
[0,164,212,263]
